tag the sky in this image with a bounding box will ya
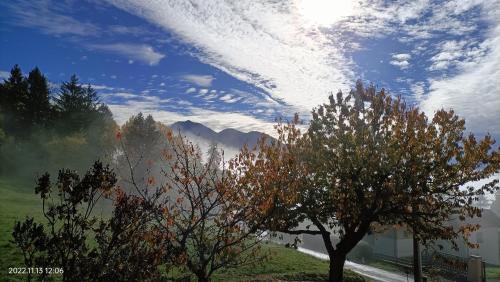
[0,0,499,138]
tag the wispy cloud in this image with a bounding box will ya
[4,0,499,135]
[87,43,165,65]
[3,1,100,36]
[428,40,487,71]
[410,82,426,102]
[106,0,354,111]
[420,0,500,134]
[181,74,214,87]
[2,1,166,66]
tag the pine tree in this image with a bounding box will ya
[27,67,52,127]
[0,65,29,136]
[54,75,99,132]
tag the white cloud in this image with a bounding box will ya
[105,0,354,112]
[185,87,197,94]
[102,92,140,99]
[410,82,425,101]
[428,40,488,71]
[203,93,218,100]
[0,70,10,80]
[87,43,165,65]
[91,84,116,91]
[420,0,500,134]
[7,0,497,135]
[219,94,242,104]
[198,89,209,95]
[393,54,411,61]
[390,53,411,70]
[428,40,467,71]
[181,74,214,87]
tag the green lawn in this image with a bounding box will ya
[486,265,500,280]
[0,178,42,282]
[0,178,366,281]
[213,243,364,281]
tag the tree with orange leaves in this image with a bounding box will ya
[120,129,269,282]
[240,80,500,282]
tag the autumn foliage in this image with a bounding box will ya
[117,128,270,282]
[237,81,500,281]
[10,78,500,282]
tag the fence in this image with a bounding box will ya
[373,251,480,281]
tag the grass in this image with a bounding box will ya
[485,265,500,280]
[214,243,365,281]
[0,178,42,282]
[366,260,404,273]
[0,177,367,281]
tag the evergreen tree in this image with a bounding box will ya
[26,67,51,127]
[54,75,99,132]
[0,65,29,136]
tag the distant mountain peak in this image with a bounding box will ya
[169,120,269,150]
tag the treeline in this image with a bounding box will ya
[0,65,116,178]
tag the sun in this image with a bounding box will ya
[296,0,356,26]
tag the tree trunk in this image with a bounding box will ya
[329,252,347,282]
[413,233,422,282]
[197,275,209,282]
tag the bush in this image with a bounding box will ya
[11,161,171,281]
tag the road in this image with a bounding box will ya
[297,247,413,282]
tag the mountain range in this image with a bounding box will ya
[170,120,270,158]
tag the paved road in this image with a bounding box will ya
[297,247,413,282]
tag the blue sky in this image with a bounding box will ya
[0,0,499,136]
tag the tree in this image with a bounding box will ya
[12,161,171,281]
[116,113,164,192]
[119,131,268,282]
[54,75,99,132]
[26,67,52,127]
[241,81,500,281]
[120,113,162,158]
[0,65,29,135]
[0,65,118,178]
[0,65,52,133]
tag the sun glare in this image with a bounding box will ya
[297,0,356,26]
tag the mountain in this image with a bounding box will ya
[170,120,269,158]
